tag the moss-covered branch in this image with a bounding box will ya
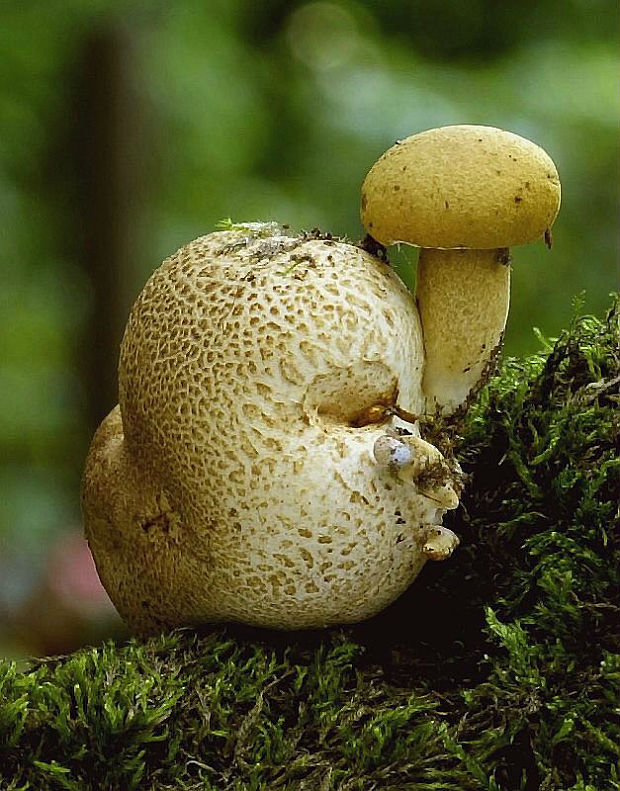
[1,297,618,791]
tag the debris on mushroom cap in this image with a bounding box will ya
[82,225,463,632]
[361,125,561,249]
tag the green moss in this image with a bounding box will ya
[1,297,618,791]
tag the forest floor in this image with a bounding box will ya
[1,297,618,791]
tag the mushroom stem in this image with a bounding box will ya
[416,247,510,414]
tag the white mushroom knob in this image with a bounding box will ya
[373,433,460,510]
[422,525,460,561]
[373,435,413,468]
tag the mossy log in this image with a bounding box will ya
[1,298,618,791]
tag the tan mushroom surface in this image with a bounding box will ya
[361,124,561,414]
[83,225,462,633]
[361,124,561,250]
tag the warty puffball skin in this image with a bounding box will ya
[82,226,462,633]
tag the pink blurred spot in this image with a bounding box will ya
[47,531,113,611]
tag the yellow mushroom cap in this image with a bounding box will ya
[361,125,561,249]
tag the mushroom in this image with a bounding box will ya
[361,125,561,413]
[82,224,462,632]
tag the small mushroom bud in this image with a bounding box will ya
[373,433,460,509]
[419,483,460,510]
[373,435,413,468]
[422,525,460,561]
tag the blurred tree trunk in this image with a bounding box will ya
[73,23,145,434]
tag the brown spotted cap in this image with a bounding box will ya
[361,125,561,249]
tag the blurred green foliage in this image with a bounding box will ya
[0,1,617,647]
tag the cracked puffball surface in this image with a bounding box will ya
[82,225,462,633]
